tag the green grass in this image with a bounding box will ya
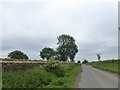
[2,63,81,88]
[62,64,80,87]
[0,80,1,88]
[88,60,119,73]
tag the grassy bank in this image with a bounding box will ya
[88,60,119,73]
[2,61,80,88]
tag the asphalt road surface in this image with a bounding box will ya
[79,65,118,88]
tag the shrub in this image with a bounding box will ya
[51,78,65,86]
[44,58,65,77]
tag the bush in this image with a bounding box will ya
[51,78,65,86]
[44,58,65,77]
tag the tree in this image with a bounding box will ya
[54,51,61,60]
[82,59,88,64]
[67,43,78,62]
[57,34,75,46]
[40,47,55,60]
[8,50,29,59]
[57,45,68,61]
[57,34,78,62]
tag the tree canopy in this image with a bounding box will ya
[57,34,78,62]
[8,50,29,59]
[40,47,55,60]
[57,34,75,46]
[40,34,78,62]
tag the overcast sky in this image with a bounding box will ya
[0,0,118,62]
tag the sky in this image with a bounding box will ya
[0,0,119,62]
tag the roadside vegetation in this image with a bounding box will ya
[3,34,80,88]
[88,59,119,74]
[2,59,81,88]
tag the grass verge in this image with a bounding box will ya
[88,60,119,74]
[2,63,80,88]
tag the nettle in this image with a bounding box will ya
[44,58,65,77]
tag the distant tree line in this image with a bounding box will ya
[7,34,78,62]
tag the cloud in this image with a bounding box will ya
[1,0,118,61]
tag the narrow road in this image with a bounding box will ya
[79,65,118,88]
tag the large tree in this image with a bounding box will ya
[57,34,78,62]
[54,51,61,60]
[8,50,29,59]
[57,45,68,61]
[67,43,78,62]
[40,47,55,60]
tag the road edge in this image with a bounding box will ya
[72,65,82,88]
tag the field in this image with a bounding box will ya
[88,59,119,73]
[2,60,81,88]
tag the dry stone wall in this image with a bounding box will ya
[1,59,46,71]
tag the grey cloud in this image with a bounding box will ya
[3,36,57,50]
[1,0,118,61]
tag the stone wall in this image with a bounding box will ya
[1,59,74,71]
[2,60,45,72]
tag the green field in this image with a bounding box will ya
[88,60,119,73]
[2,61,81,88]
